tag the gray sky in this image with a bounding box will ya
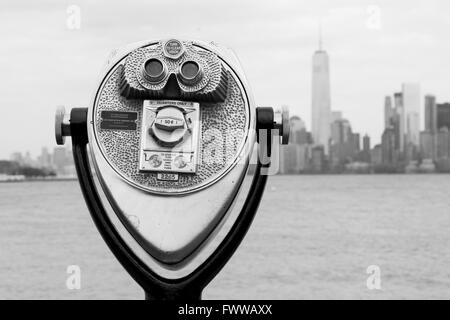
[0,0,449,159]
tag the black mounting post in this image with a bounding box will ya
[69,108,271,300]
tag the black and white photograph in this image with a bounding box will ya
[1,0,450,307]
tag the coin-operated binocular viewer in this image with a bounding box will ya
[55,39,289,300]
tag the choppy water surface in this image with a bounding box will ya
[1,175,450,299]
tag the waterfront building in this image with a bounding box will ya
[425,95,438,133]
[394,92,405,151]
[437,103,450,131]
[371,144,382,166]
[311,32,331,154]
[402,83,421,147]
[381,127,397,165]
[437,127,450,160]
[311,146,325,173]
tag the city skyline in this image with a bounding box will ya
[278,83,450,174]
[4,90,450,176]
[277,28,450,175]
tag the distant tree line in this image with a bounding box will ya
[0,160,56,178]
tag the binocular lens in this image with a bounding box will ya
[143,58,166,83]
[181,61,199,79]
[179,61,202,85]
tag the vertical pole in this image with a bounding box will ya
[144,287,203,301]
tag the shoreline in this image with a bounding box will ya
[1,173,450,183]
[0,177,78,183]
[277,172,450,176]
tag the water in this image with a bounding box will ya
[1,175,450,299]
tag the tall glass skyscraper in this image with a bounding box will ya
[425,95,437,133]
[384,96,394,128]
[393,92,405,152]
[311,33,331,154]
[437,103,450,130]
[402,83,421,147]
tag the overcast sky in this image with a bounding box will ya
[0,0,449,159]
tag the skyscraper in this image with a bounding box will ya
[421,95,437,160]
[311,30,331,154]
[384,96,394,128]
[384,94,402,152]
[279,145,303,174]
[437,127,450,159]
[363,134,371,152]
[289,116,308,145]
[424,95,437,133]
[331,118,351,145]
[394,92,405,151]
[420,131,435,160]
[279,114,313,174]
[329,117,359,169]
[311,146,325,173]
[381,127,398,166]
[360,134,371,163]
[437,103,450,130]
[402,83,421,147]
[371,144,383,166]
